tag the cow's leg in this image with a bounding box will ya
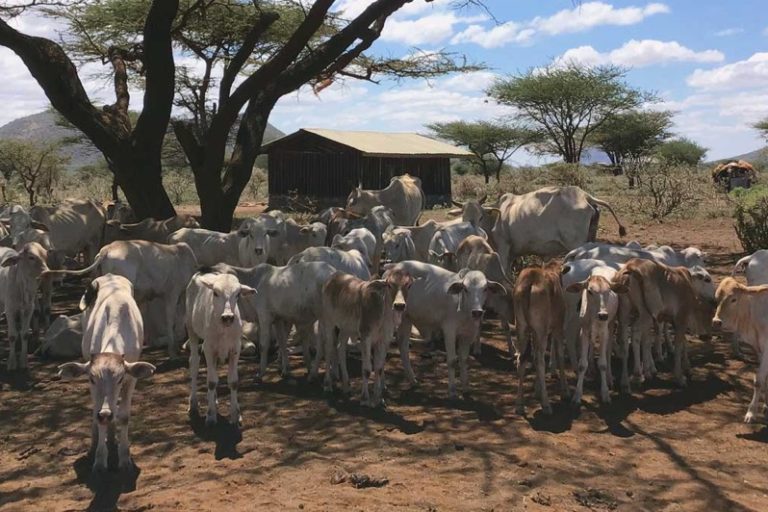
[458,336,471,396]
[297,323,313,375]
[310,320,328,383]
[117,375,137,470]
[535,331,551,415]
[572,326,590,405]
[372,339,388,406]
[360,335,372,405]
[18,309,34,370]
[7,312,18,371]
[598,324,612,403]
[730,333,744,359]
[93,412,109,471]
[471,330,482,356]
[275,321,290,378]
[257,313,272,383]
[228,348,241,426]
[337,330,351,394]
[165,298,179,359]
[745,349,768,423]
[187,332,201,416]
[644,322,659,378]
[620,319,632,393]
[555,336,570,400]
[203,344,218,426]
[444,327,459,399]
[39,275,53,332]
[322,324,337,393]
[563,306,580,371]
[397,319,417,386]
[672,328,687,387]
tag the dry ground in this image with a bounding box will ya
[1,212,767,512]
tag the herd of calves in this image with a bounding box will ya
[2,196,768,475]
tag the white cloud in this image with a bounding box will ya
[452,2,669,48]
[687,52,768,89]
[714,27,744,37]
[382,12,487,46]
[555,40,724,68]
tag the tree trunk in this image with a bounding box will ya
[111,153,176,220]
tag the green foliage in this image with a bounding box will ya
[544,163,591,189]
[655,138,708,166]
[488,63,653,163]
[636,164,698,220]
[0,139,69,205]
[592,110,673,167]
[732,185,768,252]
[427,120,540,183]
[754,117,768,142]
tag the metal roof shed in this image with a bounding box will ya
[260,128,471,210]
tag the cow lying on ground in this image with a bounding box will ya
[513,262,569,415]
[385,261,506,398]
[169,222,278,268]
[712,277,768,423]
[186,271,255,427]
[57,274,155,472]
[104,214,200,244]
[565,242,705,268]
[321,270,411,405]
[39,313,83,359]
[1,242,49,370]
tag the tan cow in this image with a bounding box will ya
[712,278,768,423]
[513,262,569,415]
[346,174,425,225]
[612,258,715,387]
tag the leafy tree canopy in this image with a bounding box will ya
[655,137,708,166]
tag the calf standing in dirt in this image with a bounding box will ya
[321,270,412,406]
[513,262,569,415]
[186,271,256,427]
[57,274,156,472]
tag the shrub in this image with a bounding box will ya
[544,163,591,189]
[635,164,698,220]
[732,185,768,252]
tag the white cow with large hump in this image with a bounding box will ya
[491,186,627,270]
[428,221,487,271]
[169,222,278,267]
[565,242,705,268]
[57,274,155,472]
[346,174,425,225]
[733,250,768,285]
[288,245,371,280]
[45,240,198,357]
[186,271,256,427]
[30,199,106,263]
[384,261,506,398]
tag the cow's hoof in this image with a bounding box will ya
[230,413,242,428]
[744,411,757,424]
[676,376,688,388]
[570,394,582,406]
[601,393,612,404]
[205,415,217,427]
[92,462,107,473]
[254,374,263,385]
[541,404,553,416]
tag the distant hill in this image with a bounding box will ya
[709,146,768,168]
[0,110,284,170]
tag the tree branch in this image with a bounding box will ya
[133,0,179,153]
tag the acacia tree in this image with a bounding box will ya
[427,120,540,183]
[0,139,68,205]
[754,117,768,141]
[592,109,673,186]
[1,0,482,230]
[655,137,707,166]
[488,63,652,164]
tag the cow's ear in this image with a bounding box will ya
[1,255,19,267]
[448,281,466,294]
[124,361,156,380]
[267,229,280,237]
[239,285,257,297]
[367,279,388,291]
[610,281,629,294]
[236,226,249,237]
[30,220,49,232]
[58,362,89,380]
[79,281,99,311]
[332,234,343,246]
[198,275,217,290]
[487,281,507,295]
[300,226,312,234]
[566,281,587,293]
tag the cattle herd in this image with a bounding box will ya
[1,174,767,476]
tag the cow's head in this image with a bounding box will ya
[382,227,415,264]
[59,354,155,426]
[237,218,280,266]
[376,268,416,330]
[712,277,745,333]
[2,241,49,278]
[198,273,256,327]
[448,269,506,322]
[566,274,626,322]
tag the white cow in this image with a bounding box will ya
[346,174,425,225]
[331,227,377,270]
[186,271,256,427]
[384,261,506,398]
[46,241,198,357]
[270,218,326,265]
[1,242,49,370]
[30,198,106,263]
[169,223,278,267]
[565,242,705,268]
[57,274,155,472]
[288,246,371,280]
[564,264,627,404]
[428,222,487,271]
[733,250,768,285]
[382,227,418,264]
[492,186,627,270]
[40,314,83,359]
[212,261,337,381]
[104,214,200,244]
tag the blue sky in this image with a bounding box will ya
[1,1,767,161]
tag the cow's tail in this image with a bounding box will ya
[733,255,752,276]
[43,250,104,277]
[587,195,627,237]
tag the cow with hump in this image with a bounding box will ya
[712,277,768,423]
[57,274,155,472]
[346,174,425,226]
[186,270,256,427]
[384,261,506,399]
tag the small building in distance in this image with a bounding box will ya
[260,128,472,210]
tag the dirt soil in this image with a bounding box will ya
[2,214,768,512]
